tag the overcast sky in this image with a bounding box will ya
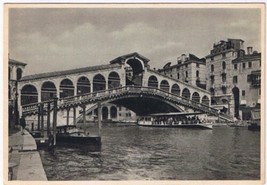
[9,6,262,76]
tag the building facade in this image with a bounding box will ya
[158,38,261,120]
[158,53,206,89]
[8,58,27,126]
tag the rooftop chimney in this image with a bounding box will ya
[247,47,253,55]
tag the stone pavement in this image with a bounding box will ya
[8,130,47,181]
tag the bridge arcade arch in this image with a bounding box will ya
[77,76,90,95]
[160,80,170,92]
[60,78,74,98]
[93,74,106,92]
[148,75,158,88]
[182,88,191,100]
[171,84,180,96]
[41,81,57,101]
[21,84,38,105]
[108,71,120,89]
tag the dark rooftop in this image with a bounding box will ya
[20,63,120,81]
[9,59,27,66]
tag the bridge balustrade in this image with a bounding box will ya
[20,85,231,120]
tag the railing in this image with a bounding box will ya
[21,85,231,120]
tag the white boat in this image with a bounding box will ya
[137,112,212,129]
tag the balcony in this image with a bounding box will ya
[221,82,227,88]
[210,71,215,77]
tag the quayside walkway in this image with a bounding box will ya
[8,129,47,181]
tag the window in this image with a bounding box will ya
[242,90,245,96]
[222,61,226,70]
[233,76,238,84]
[119,106,122,111]
[222,53,226,58]
[185,71,188,78]
[222,76,226,82]
[243,63,246,69]
[196,63,199,68]
[211,57,214,61]
[119,113,121,116]
[211,64,214,72]
[247,74,251,82]
[170,74,172,78]
[185,64,188,68]
[196,71,199,78]
[248,62,252,68]
[177,73,180,79]
[222,88,227,94]
[234,64,238,70]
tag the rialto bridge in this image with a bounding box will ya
[18,52,232,126]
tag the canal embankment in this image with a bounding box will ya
[8,129,47,181]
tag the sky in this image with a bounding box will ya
[8,6,262,76]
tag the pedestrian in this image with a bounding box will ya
[20,115,26,135]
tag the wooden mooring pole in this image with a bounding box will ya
[97,102,102,137]
[40,103,44,137]
[52,98,58,146]
[47,103,51,136]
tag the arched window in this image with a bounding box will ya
[41,81,57,101]
[160,80,170,92]
[182,88,191,100]
[110,106,117,119]
[108,72,120,89]
[77,76,90,95]
[16,68,22,80]
[60,79,74,98]
[21,84,38,105]
[93,74,106,92]
[102,107,108,120]
[171,84,180,95]
[148,76,158,88]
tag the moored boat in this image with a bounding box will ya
[56,125,101,146]
[248,109,260,131]
[137,112,212,129]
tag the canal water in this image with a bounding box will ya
[39,125,260,180]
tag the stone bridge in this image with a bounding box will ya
[18,52,232,126]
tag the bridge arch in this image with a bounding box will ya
[171,84,180,96]
[59,78,74,98]
[93,74,106,92]
[192,92,200,103]
[160,80,170,92]
[21,84,38,105]
[108,71,120,89]
[41,81,57,101]
[77,76,90,95]
[148,75,158,88]
[201,95,210,106]
[182,88,191,100]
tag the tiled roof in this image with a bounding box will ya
[20,63,120,81]
[9,59,27,66]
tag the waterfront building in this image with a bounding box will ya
[206,39,261,119]
[158,38,261,120]
[8,58,27,126]
[158,54,206,89]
